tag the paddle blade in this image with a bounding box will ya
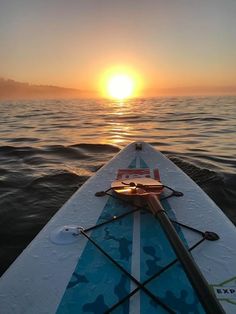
[111,177,164,197]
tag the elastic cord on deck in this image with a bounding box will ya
[83,182,220,312]
[80,229,174,314]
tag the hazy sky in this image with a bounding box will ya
[1,0,236,95]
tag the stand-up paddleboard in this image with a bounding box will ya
[0,142,236,313]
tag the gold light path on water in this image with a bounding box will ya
[100,67,142,99]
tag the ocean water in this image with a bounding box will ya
[0,96,235,276]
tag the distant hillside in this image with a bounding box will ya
[0,78,90,100]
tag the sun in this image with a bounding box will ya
[99,66,142,99]
[107,74,134,100]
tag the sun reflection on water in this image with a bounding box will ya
[6,97,235,166]
[104,100,133,145]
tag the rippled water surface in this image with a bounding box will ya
[0,96,235,275]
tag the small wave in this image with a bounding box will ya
[200,155,236,168]
[0,168,9,175]
[163,117,227,123]
[149,141,172,147]
[169,156,219,184]
[0,146,41,157]
[6,137,39,143]
[43,145,88,159]
[0,144,119,161]
[26,170,87,188]
[169,155,236,224]
[69,143,120,153]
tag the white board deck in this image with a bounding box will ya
[0,142,236,313]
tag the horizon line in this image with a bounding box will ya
[0,77,236,99]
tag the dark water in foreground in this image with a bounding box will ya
[0,96,235,276]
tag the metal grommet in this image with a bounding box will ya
[77,226,85,234]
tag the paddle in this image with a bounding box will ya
[111,177,224,314]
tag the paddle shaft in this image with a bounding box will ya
[146,194,224,314]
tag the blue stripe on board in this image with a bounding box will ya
[56,158,137,314]
[128,157,137,169]
[139,157,148,169]
[139,157,205,313]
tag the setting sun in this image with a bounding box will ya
[99,66,142,99]
[107,75,134,99]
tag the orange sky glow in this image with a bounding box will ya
[0,0,236,98]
